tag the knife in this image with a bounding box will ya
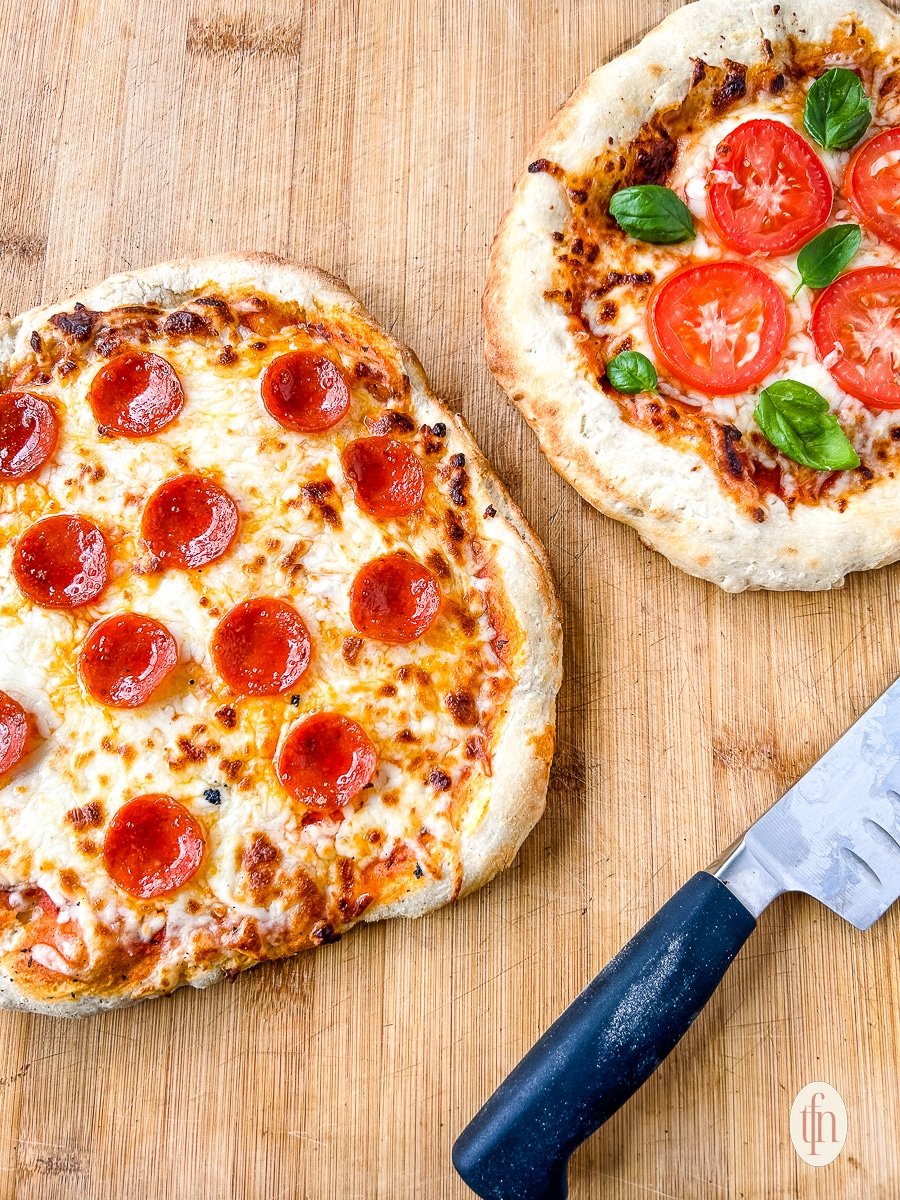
[453,675,900,1200]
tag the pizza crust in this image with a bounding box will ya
[484,0,900,592]
[0,253,562,1015]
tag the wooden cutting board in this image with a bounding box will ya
[2,0,899,1196]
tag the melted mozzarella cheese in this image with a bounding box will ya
[598,98,900,486]
[0,301,515,996]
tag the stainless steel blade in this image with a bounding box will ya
[713,675,900,930]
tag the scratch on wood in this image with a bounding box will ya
[187,16,306,59]
[0,233,46,261]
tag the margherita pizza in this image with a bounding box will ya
[0,254,561,1015]
[485,0,900,590]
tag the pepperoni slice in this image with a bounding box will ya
[78,613,178,708]
[0,692,28,776]
[89,352,184,437]
[0,392,59,480]
[104,794,205,899]
[211,598,312,696]
[141,474,239,570]
[350,553,440,643]
[342,437,425,518]
[13,514,110,608]
[277,712,376,811]
[261,351,350,432]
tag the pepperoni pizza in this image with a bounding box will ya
[0,254,561,1015]
[485,0,900,590]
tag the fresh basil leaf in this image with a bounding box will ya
[606,350,658,394]
[803,68,871,151]
[609,185,695,244]
[754,380,860,471]
[795,223,861,293]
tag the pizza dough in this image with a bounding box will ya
[484,0,900,591]
[0,254,562,1015]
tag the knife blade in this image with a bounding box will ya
[453,675,900,1200]
[715,674,900,929]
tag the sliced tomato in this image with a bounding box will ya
[846,127,900,249]
[648,262,788,395]
[810,266,900,409]
[708,119,833,255]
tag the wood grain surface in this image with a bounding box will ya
[1,0,899,1196]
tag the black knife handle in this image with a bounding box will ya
[452,871,756,1200]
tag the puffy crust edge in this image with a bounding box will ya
[0,252,563,1016]
[483,0,900,592]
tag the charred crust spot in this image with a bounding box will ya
[301,479,342,529]
[568,187,588,205]
[762,37,773,59]
[57,359,76,378]
[279,541,307,578]
[450,452,465,468]
[378,683,397,698]
[29,331,40,352]
[551,230,564,243]
[859,465,874,481]
[342,636,363,665]
[432,422,446,437]
[218,345,238,365]
[528,158,558,175]
[366,409,416,436]
[446,690,478,726]
[95,331,123,358]
[214,704,237,730]
[220,758,244,781]
[204,788,222,805]
[628,129,677,187]
[690,58,707,87]
[770,72,786,94]
[449,466,469,507]
[311,921,341,945]
[590,270,653,299]
[483,504,497,519]
[65,801,103,831]
[425,550,451,580]
[712,60,748,110]
[445,512,466,543]
[170,735,211,766]
[598,300,617,321]
[721,425,745,480]
[49,306,98,343]
[752,506,766,523]
[163,309,212,337]
[413,862,424,879]
[428,769,451,792]
[244,832,279,868]
[422,425,445,455]
[464,734,488,763]
[195,295,229,312]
